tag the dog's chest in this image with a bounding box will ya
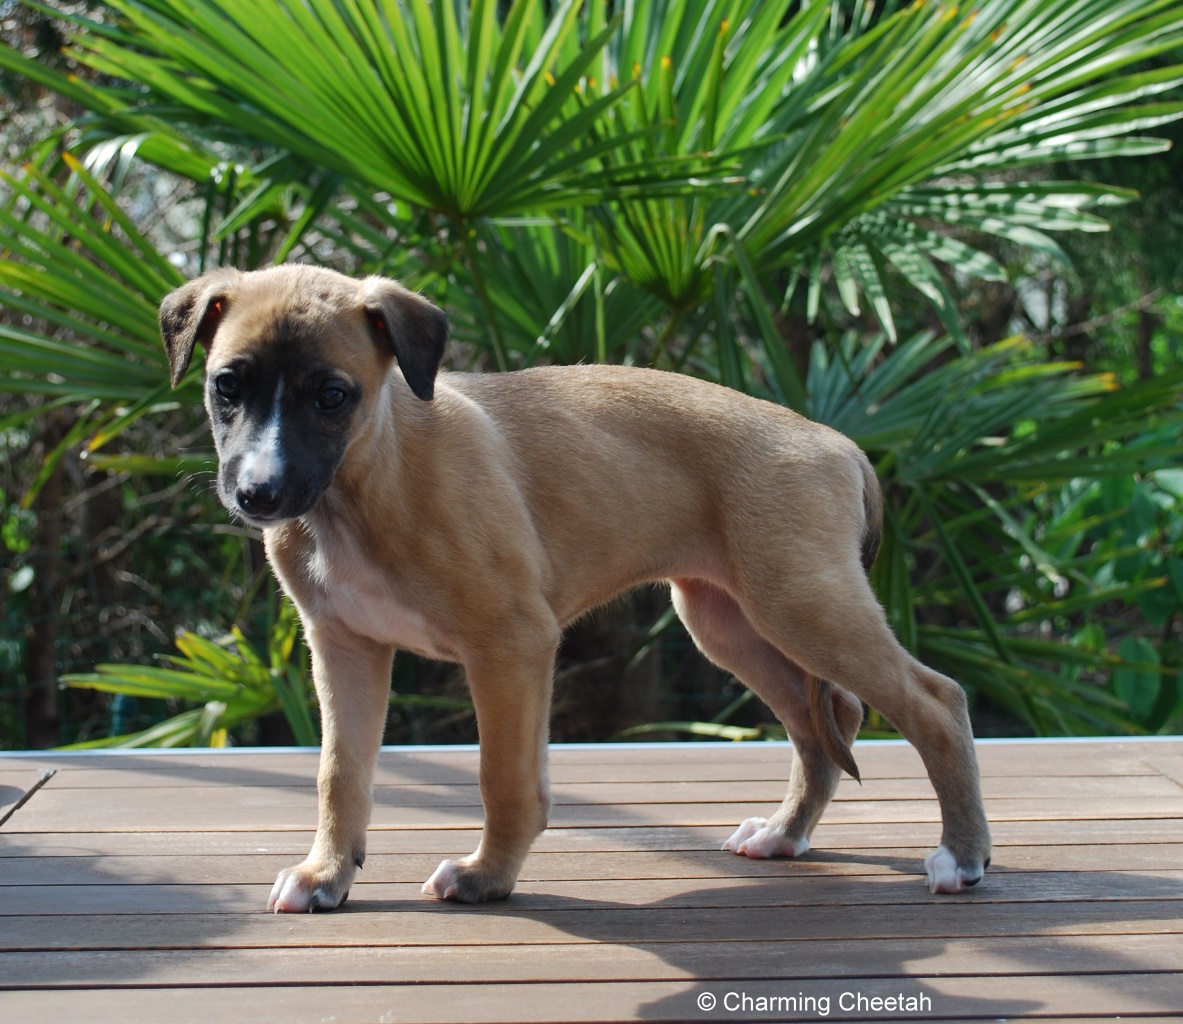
[297,530,447,660]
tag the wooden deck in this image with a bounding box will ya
[0,739,1181,1023]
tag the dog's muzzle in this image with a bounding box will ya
[223,458,325,526]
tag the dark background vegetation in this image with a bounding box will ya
[2,0,1182,750]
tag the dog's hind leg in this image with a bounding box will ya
[670,578,862,860]
[422,632,557,903]
[741,572,992,893]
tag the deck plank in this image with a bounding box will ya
[3,974,1183,1024]
[4,932,1182,986]
[0,739,1180,1022]
[4,817,1181,855]
[4,899,1180,950]
[4,869,1182,917]
[2,738,1177,780]
[9,784,1183,831]
[5,770,1179,801]
[4,843,1181,886]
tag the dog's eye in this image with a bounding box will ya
[214,371,241,402]
[317,385,348,411]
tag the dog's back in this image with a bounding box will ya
[441,363,879,612]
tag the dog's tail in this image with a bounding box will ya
[806,453,883,782]
[857,450,883,575]
[807,675,861,782]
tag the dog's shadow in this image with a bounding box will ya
[352,847,1182,1020]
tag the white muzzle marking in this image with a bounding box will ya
[238,377,286,488]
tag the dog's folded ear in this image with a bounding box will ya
[361,278,448,401]
[159,269,241,388]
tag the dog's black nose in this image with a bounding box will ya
[237,480,280,514]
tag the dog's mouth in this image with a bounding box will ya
[230,499,319,530]
[233,506,288,528]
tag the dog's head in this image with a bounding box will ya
[159,265,448,527]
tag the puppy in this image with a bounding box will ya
[159,264,991,908]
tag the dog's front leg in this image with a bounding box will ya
[268,628,394,913]
[423,640,556,903]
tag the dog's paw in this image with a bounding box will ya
[722,817,810,859]
[267,861,354,913]
[422,858,515,903]
[924,845,986,894]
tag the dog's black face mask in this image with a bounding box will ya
[207,328,359,527]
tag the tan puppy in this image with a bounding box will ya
[159,264,991,909]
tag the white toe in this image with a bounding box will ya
[738,827,809,859]
[925,844,979,894]
[723,817,767,852]
[422,859,461,900]
[267,869,335,913]
[723,818,809,859]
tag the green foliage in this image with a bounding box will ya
[0,0,1181,745]
[5,0,1181,370]
[58,591,476,748]
[1043,465,1183,729]
[61,598,317,747]
[839,336,1182,734]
